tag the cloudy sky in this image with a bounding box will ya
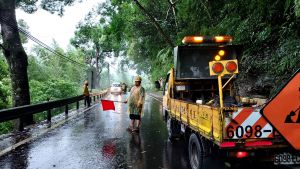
[16,0,104,51]
[15,0,141,84]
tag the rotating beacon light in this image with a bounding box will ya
[182,36,232,44]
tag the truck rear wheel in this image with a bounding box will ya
[189,133,203,169]
[167,117,181,141]
[162,109,168,122]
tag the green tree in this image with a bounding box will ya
[0,0,80,127]
[71,3,122,88]
[102,0,300,96]
[28,44,86,102]
[0,56,10,109]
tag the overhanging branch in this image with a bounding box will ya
[133,0,175,47]
[168,0,178,29]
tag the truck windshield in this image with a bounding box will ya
[175,45,241,79]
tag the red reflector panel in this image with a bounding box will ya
[226,61,237,73]
[212,62,224,74]
[220,142,236,148]
[236,151,249,158]
[245,141,272,147]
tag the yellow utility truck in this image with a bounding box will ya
[162,36,300,169]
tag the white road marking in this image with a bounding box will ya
[0,103,98,157]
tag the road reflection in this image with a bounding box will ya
[127,133,144,168]
[102,138,117,159]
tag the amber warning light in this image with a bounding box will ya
[182,36,204,44]
[182,36,233,44]
[214,36,233,43]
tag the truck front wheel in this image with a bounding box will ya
[167,117,181,141]
[189,133,203,169]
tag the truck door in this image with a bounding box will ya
[163,73,170,110]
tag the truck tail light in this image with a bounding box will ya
[245,141,273,147]
[236,151,249,158]
[225,61,237,73]
[220,142,236,148]
[212,62,224,74]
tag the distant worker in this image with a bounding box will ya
[124,76,145,132]
[121,82,127,93]
[158,77,163,89]
[155,80,160,89]
[83,80,91,107]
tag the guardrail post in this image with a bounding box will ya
[18,117,24,131]
[47,98,51,123]
[47,109,51,122]
[65,104,68,116]
[76,101,79,109]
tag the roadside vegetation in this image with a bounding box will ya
[0,41,86,134]
[83,0,300,97]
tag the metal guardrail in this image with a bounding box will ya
[0,91,107,130]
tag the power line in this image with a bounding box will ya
[20,28,86,67]
[107,62,131,72]
[108,63,118,71]
[0,16,87,68]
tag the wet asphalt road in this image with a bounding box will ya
[0,93,193,169]
[0,93,298,169]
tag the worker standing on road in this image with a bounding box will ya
[83,80,91,107]
[124,76,145,132]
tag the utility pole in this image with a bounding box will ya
[91,70,94,90]
[107,63,110,87]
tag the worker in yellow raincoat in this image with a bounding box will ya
[124,76,145,132]
[83,81,90,107]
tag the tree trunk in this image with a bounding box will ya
[0,0,33,129]
[95,46,101,89]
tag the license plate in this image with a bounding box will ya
[274,153,300,165]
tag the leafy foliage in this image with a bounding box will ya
[0,121,13,134]
[91,0,300,96]
[28,44,86,103]
[0,57,10,109]
[0,52,12,135]
[29,79,78,103]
